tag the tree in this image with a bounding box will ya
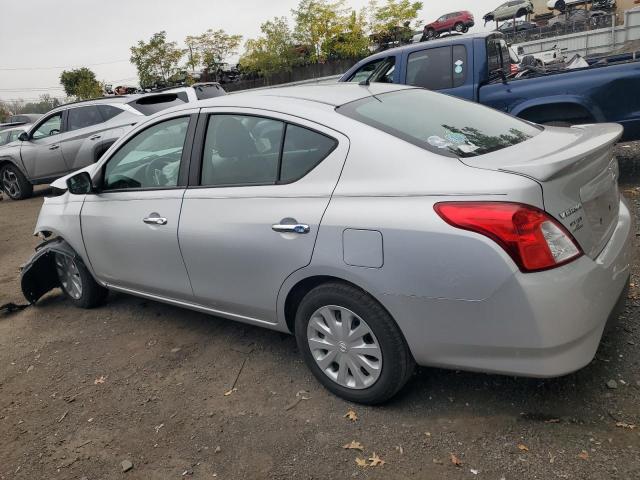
[130,31,183,88]
[60,68,103,100]
[240,17,299,77]
[0,102,10,122]
[196,29,242,80]
[292,0,352,63]
[325,9,370,59]
[369,0,423,38]
[184,35,202,74]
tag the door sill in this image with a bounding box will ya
[106,284,280,328]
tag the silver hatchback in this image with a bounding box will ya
[22,84,632,404]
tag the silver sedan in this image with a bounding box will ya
[22,84,632,404]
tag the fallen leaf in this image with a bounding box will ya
[344,409,358,422]
[94,375,106,385]
[615,422,637,430]
[518,444,529,452]
[450,453,463,467]
[368,452,386,467]
[355,457,368,468]
[578,450,589,460]
[342,440,364,451]
[223,388,238,396]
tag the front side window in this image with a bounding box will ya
[200,114,337,187]
[32,113,62,140]
[103,117,189,191]
[67,106,104,131]
[337,89,541,158]
[406,47,453,90]
[348,57,395,84]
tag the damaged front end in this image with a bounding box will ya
[21,238,78,304]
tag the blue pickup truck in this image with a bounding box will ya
[340,32,640,140]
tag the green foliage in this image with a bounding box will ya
[369,0,423,35]
[2,95,63,116]
[184,35,202,73]
[239,17,300,77]
[130,31,183,88]
[292,0,352,62]
[325,9,370,59]
[59,67,103,100]
[196,29,242,79]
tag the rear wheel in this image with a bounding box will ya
[55,253,108,308]
[1,164,32,200]
[454,22,464,32]
[295,282,414,404]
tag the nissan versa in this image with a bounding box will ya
[21,84,632,404]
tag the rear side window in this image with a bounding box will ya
[99,105,124,121]
[194,84,226,100]
[337,89,540,158]
[406,47,453,90]
[67,106,104,131]
[128,93,188,115]
[200,115,337,187]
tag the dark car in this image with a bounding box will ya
[422,11,475,40]
[497,20,538,33]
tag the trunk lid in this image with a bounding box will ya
[459,123,623,259]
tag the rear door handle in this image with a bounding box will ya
[272,223,310,234]
[49,144,60,150]
[89,134,101,141]
[143,216,168,226]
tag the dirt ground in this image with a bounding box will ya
[1,150,639,479]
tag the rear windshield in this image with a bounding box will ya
[128,93,188,116]
[336,88,540,158]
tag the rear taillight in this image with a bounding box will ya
[434,202,582,272]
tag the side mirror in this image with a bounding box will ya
[18,132,29,142]
[66,172,94,195]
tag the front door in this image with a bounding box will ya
[81,113,196,300]
[178,109,349,323]
[19,112,68,180]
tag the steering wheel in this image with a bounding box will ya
[49,129,60,136]
[144,156,175,187]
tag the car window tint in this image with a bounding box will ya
[280,125,337,183]
[103,117,189,191]
[67,106,104,131]
[406,46,452,90]
[201,115,284,186]
[348,57,395,83]
[98,105,123,121]
[337,89,541,158]
[32,113,62,140]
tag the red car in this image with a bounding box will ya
[422,11,475,40]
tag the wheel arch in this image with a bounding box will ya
[512,98,601,125]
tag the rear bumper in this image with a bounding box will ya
[383,198,633,377]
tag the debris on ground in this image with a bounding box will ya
[121,460,133,472]
[344,409,358,422]
[342,441,364,451]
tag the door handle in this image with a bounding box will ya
[49,144,60,150]
[89,134,101,141]
[272,223,310,234]
[143,216,168,226]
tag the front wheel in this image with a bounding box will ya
[55,253,108,308]
[1,164,33,200]
[295,282,415,404]
[426,28,436,39]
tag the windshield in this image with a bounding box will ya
[336,88,541,158]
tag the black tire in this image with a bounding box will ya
[294,282,415,405]
[454,22,464,32]
[426,27,436,39]
[0,163,33,200]
[55,252,108,309]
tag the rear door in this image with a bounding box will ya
[61,105,108,169]
[178,108,349,323]
[19,111,68,180]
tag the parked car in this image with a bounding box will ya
[0,113,42,131]
[497,19,538,33]
[421,11,475,40]
[484,0,534,23]
[0,126,29,147]
[340,32,640,140]
[547,0,615,11]
[548,8,608,27]
[21,83,631,404]
[0,87,223,200]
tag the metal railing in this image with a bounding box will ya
[503,13,615,44]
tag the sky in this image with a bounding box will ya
[0,0,497,102]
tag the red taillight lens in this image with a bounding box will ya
[434,202,583,272]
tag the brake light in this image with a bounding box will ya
[434,202,582,272]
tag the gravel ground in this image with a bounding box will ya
[0,152,639,479]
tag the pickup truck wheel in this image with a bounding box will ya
[454,22,464,32]
[0,164,33,200]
